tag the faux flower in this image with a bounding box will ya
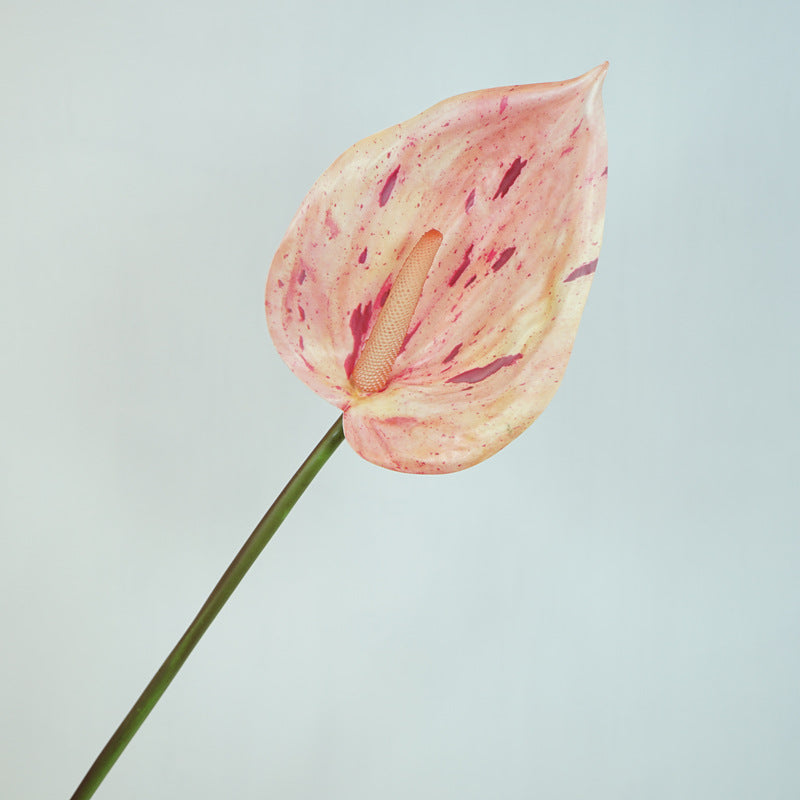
[266,65,608,474]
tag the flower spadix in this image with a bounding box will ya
[266,65,608,474]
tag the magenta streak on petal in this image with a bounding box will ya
[499,95,508,114]
[298,306,305,322]
[465,188,475,212]
[491,246,516,272]
[564,258,598,282]
[399,320,422,354]
[377,275,393,308]
[446,353,523,384]
[443,343,462,363]
[493,156,527,200]
[358,247,368,263]
[379,166,401,206]
[464,275,477,288]
[560,146,574,157]
[344,301,373,377]
[570,122,581,137]
[449,244,474,286]
[601,166,608,177]
[297,269,306,285]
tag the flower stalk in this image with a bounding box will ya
[69,415,345,800]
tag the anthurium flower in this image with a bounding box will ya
[266,64,608,474]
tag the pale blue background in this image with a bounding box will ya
[2,1,798,798]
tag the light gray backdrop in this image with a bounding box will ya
[2,1,797,798]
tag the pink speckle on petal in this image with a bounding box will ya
[383,416,417,426]
[379,166,400,206]
[377,275,393,308]
[491,246,516,272]
[324,210,340,239]
[400,320,422,353]
[493,156,527,200]
[564,258,598,282]
[443,343,462,363]
[344,301,373,376]
[447,354,523,384]
[465,188,475,212]
[449,244,474,287]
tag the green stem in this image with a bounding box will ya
[70,414,345,800]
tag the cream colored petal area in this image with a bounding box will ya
[266,65,607,471]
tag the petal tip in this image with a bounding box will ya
[575,62,609,93]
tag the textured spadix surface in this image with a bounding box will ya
[266,64,608,473]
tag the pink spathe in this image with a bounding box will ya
[266,64,608,474]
